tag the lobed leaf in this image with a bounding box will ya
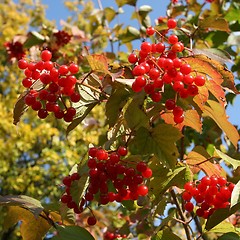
[152,228,182,240]
[186,146,224,177]
[86,54,110,74]
[199,17,230,32]
[202,100,239,148]
[13,92,28,125]
[3,206,50,240]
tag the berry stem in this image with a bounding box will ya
[170,188,192,240]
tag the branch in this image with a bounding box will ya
[170,189,192,240]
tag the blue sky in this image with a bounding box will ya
[42,0,239,126]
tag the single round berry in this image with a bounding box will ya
[146,26,155,36]
[128,53,138,64]
[87,216,97,226]
[41,50,52,61]
[194,75,206,86]
[137,184,148,196]
[18,59,28,69]
[168,35,179,44]
[68,63,79,74]
[117,146,128,156]
[141,41,152,53]
[165,99,176,110]
[167,18,177,29]
[184,202,194,212]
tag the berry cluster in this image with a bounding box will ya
[128,18,206,124]
[104,231,127,240]
[85,146,152,206]
[183,176,235,219]
[18,50,81,122]
[60,146,152,226]
[5,41,25,60]
[53,30,72,46]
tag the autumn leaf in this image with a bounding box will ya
[199,17,230,32]
[185,146,225,177]
[203,100,239,148]
[86,54,110,74]
[3,206,51,240]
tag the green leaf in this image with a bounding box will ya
[124,92,149,130]
[0,195,43,217]
[139,5,152,13]
[205,202,240,231]
[214,149,240,170]
[218,232,240,240]
[70,173,89,205]
[152,228,182,240]
[24,31,45,48]
[228,33,240,46]
[52,225,94,240]
[208,221,235,233]
[199,17,230,32]
[130,125,182,168]
[104,7,116,23]
[115,0,137,7]
[105,85,131,127]
[119,26,140,44]
[231,180,240,208]
[3,206,50,240]
[149,160,190,202]
[203,100,239,148]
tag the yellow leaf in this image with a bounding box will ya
[3,206,51,240]
[203,100,239,148]
[86,54,110,74]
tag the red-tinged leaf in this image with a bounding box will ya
[86,54,110,74]
[3,206,51,240]
[205,79,226,106]
[183,54,237,94]
[203,100,239,148]
[13,92,28,125]
[161,110,202,133]
[199,17,230,32]
[193,85,209,110]
[186,146,225,177]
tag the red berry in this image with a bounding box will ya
[173,106,184,116]
[117,146,128,156]
[150,92,162,102]
[194,75,206,86]
[59,65,69,75]
[132,65,146,76]
[137,184,148,196]
[68,63,79,74]
[167,18,177,29]
[18,59,28,69]
[128,53,138,64]
[174,114,184,124]
[87,216,97,226]
[38,109,48,119]
[168,35,179,44]
[146,26,155,36]
[165,99,176,110]
[141,42,152,53]
[41,50,52,61]
[184,202,194,212]
[142,168,152,178]
[180,64,192,75]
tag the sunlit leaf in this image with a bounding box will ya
[214,149,240,170]
[183,54,237,94]
[0,195,43,217]
[208,221,235,233]
[3,206,50,240]
[115,0,137,7]
[203,100,239,148]
[86,54,110,74]
[199,17,230,32]
[104,7,116,23]
[230,180,240,208]
[52,225,94,240]
[152,228,182,240]
[119,26,140,44]
[186,146,224,177]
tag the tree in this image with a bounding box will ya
[0,0,239,239]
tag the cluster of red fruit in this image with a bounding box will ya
[53,30,72,46]
[60,146,152,225]
[85,146,152,206]
[128,18,206,124]
[18,50,81,122]
[5,41,25,60]
[104,231,127,240]
[183,176,235,219]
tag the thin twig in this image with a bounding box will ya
[170,189,192,240]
